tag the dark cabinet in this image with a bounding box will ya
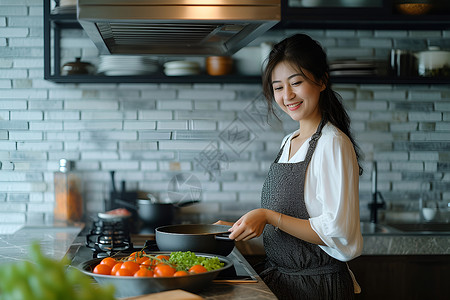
[245,254,450,300]
[348,255,450,300]
[44,0,450,84]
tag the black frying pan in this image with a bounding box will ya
[155,224,235,256]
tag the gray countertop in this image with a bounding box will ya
[0,222,448,299]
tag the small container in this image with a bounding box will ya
[395,0,433,15]
[415,47,450,77]
[205,56,233,76]
[61,57,95,75]
[54,159,83,222]
[390,49,417,77]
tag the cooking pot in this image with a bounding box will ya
[137,196,199,226]
[155,224,235,256]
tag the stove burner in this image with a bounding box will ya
[86,219,133,257]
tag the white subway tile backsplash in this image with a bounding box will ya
[178,89,236,100]
[124,121,157,130]
[408,112,442,121]
[157,100,192,110]
[157,120,188,130]
[9,131,42,140]
[0,27,28,37]
[63,121,123,130]
[0,120,29,130]
[11,111,43,120]
[159,141,211,151]
[139,110,171,120]
[0,100,27,110]
[101,160,140,170]
[1,4,450,224]
[9,37,42,47]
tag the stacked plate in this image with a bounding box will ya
[98,56,159,76]
[329,60,378,76]
[163,61,201,76]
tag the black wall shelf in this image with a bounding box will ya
[43,0,450,85]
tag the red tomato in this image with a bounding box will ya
[156,255,170,262]
[115,268,133,276]
[140,258,157,268]
[153,263,176,277]
[100,257,117,268]
[134,268,154,277]
[121,261,140,275]
[93,263,112,275]
[110,262,123,275]
[135,256,149,264]
[189,265,207,274]
[173,270,189,277]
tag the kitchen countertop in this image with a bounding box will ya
[0,221,448,298]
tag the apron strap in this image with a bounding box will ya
[260,259,347,277]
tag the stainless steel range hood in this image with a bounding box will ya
[77,0,280,56]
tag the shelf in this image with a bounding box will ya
[43,74,450,85]
[43,74,263,84]
[44,0,450,85]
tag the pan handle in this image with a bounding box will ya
[215,233,233,242]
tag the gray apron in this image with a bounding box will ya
[260,119,354,300]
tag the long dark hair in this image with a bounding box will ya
[262,33,363,175]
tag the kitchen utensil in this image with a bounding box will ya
[390,49,418,77]
[77,252,232,298]
[136,198,199,226]
[415,47,450,77]
[422,207,437,221]
[61,57,95,75]
[98,55,159,76]
[155,224,235,256]
[395,0,433,15]
[205,56,233,76]
[163,61,201,76]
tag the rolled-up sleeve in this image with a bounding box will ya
[308,133,363,262]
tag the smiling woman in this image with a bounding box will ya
[216,34,364,300]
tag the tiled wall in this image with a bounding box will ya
[1,1,449,225]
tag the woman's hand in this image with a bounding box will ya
[228,208,270,241]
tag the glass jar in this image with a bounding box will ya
[54,159,83,222]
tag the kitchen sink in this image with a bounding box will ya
[360,221,450,235]
[386,222,450,233]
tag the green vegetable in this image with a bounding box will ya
[168,251,224,272]
[0,241,116,300]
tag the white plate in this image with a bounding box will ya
[164,68,201,76]
[164,61,200,69]
[103,70,158,76]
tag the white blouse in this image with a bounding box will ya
[278,122,363,262]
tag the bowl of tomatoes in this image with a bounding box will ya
[77,250,232,298]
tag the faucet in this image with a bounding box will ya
[368,161,385,223]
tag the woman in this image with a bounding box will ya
[216,34,364,299]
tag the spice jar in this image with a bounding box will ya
[54,159,83,222]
